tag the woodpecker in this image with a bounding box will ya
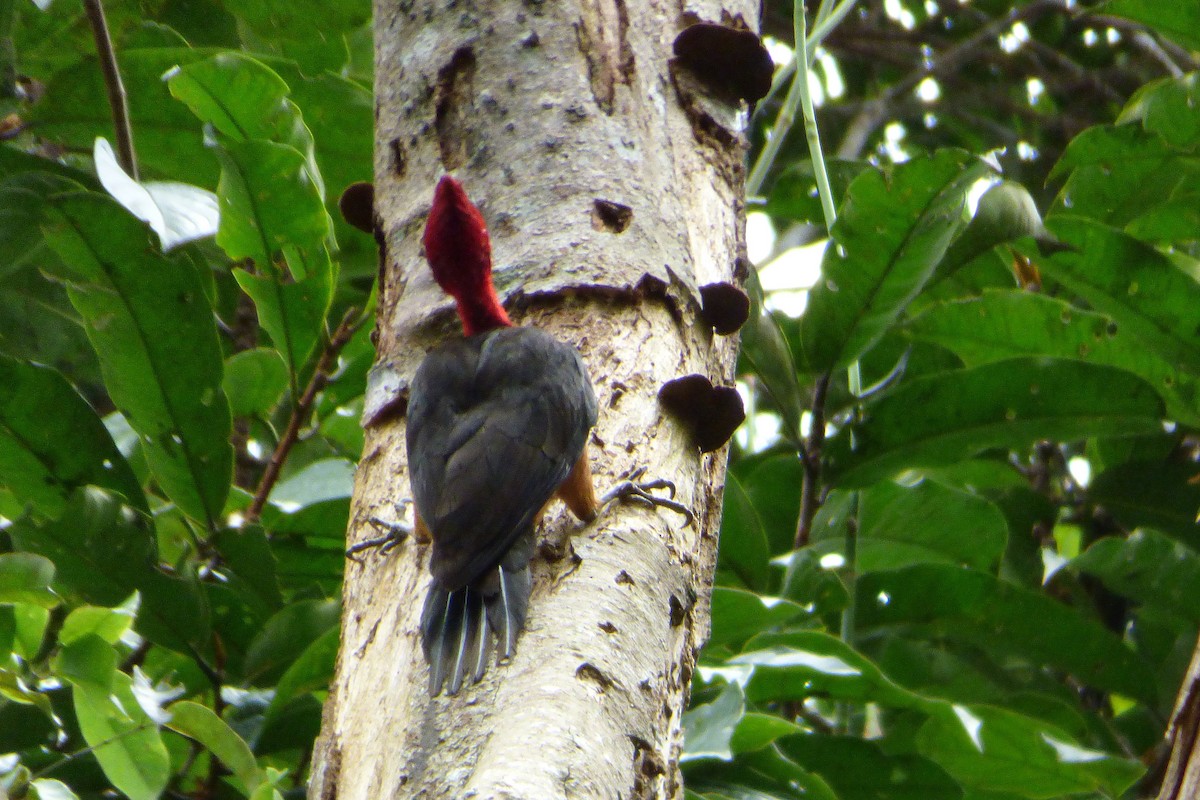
[408,176,603,695]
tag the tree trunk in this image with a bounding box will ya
[310,1,756,797]
[1155,636,1200,800]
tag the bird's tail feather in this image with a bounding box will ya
[420,564,532,696]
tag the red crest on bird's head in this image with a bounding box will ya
[422,176,511,335]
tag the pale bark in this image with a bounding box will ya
[1155,636,1200,800]
[310,1,756,797]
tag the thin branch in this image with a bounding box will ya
[794,372,831,548]
[246,308,362,522]
[836,0,1060,159]
[83,0,137,179]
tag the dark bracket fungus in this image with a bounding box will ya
[672,23,774,105]
[338,181,375,234]
[658,374,745,453]
[699,282,750,335]
[592,198,633,233]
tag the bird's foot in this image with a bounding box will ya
[598,467,694,527]
[346,500,415,560]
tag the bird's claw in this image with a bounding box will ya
[346,501,415,560]
[600,469,693,527]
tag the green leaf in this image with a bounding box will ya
[796,150,988,371]
[267,458,355,510]
[734,631,937,710]
[28,48,216,186]
[265,625,339,722]
[908,291,1200,424]
[826,359,1165,487]
[234,268,332,383]
[53,634,118,694]
[1087,460,1200,550]
[12,604,50,660]
[1102,0,1200,51]
[224,348,289,417]
[213,525,283,617]
[812,482,1007,572]
[737,452,803,555]
[932,180,1043,282]
[729,712,803,755]
[242,599,339,682]
[9,488,210,652]
[1120,72,1200,150]
[168,53,294,142]
[856,564,1156,702]
[1036,218,1200,376]
[30,779,81,800]
[229,0,370,74]
[684,745,840,800]
[43,192,233,527]
[739,270,804,438]
[59,594,140,646]
[0,354,146,516]
[1047,125,1200,237]
[708,588,811,651]
[73,670,171,800]
[0,553,57,608]
[166,700,263,793]
[766,158,869,225]
[214,138,331,275]
[917,704,1144,798]
[169,54,325,200]
[716,475,771,591]
[778,734,963,800]
[1074,529,1200,622]
[682,681,745,762]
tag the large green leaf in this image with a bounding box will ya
[43,193,232,527]
[264,625,339,724]
[908,291,1200,424]
[28,48,215,184]
[1074,529,1200,623]
[1120,72,1200,150]
[242,599,339,683]
[856,564,1156,702]
[1035,218,1200,376]
[778,735,963,800]
[1047,125,1200,238]
[72,670,171,800]
[166,701,263,794]
[826,359,1164,487]
[682,681,745,762]
[707,588,811,651]
[716,475,771,591]
[796,150,987,371]
[168,53,325,200]
[8,488,209,653]
[0,553,56,608]
[1087,461,1200,550]
[0,355,146,517]
[734,631,938,710]
[917,704,1143,798]
[1102,0,1200,51]
[812,481,1007,572]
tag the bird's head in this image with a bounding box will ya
[422,176,511,335]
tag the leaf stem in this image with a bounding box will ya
[246,307,362,522]
[83,0,138,179]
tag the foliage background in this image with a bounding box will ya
[0,0,1198,798]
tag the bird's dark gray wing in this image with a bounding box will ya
[406,327,597,589]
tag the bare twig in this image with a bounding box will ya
[836,0,1059,159]
[83,0,137,179]
[794,371,831,548]
[246,308,362,522]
